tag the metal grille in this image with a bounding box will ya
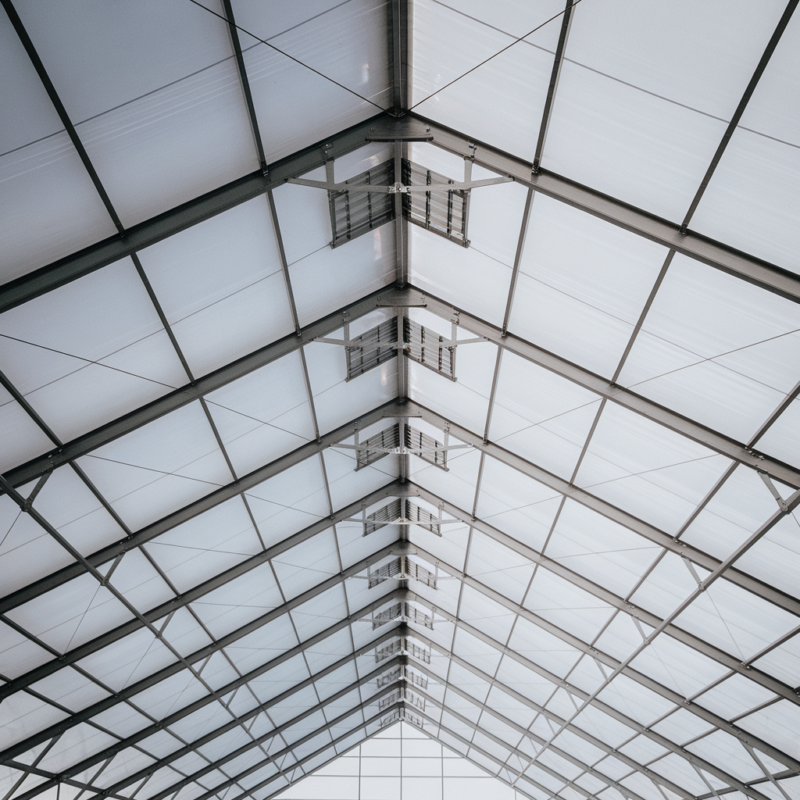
[368,556,439,589]
[405,604,434,629]
[372,602,434,630]
[406,500,443,537]
[404,317,456,380]
[406,642,431,664]
[329,159,395,247]
[368,558,403,589]
[404,711,425,730]
[379,690,402,711]
[402,159,469,246]
[364,498,402,536]
[377,667,402,687]
[407,671,428,690]
[406,690,426,712]
[374,640,403,663]
[380,710,401,728]
[356,424,401,470]
[405,425,448,470]
[346,317,398,380]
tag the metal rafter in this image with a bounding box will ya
[406,401,800,618]
[532,0,576,173]
[403,563,800,770]
[408,629,784,800]
[680,0,799,231]
[410,288,800,488]
[66,658,405,800]
[406,484,800,706]
[0,510,401,707]
[0,406,403,614]
[1,287,418,490]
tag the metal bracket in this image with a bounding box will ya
[758,471,789,513]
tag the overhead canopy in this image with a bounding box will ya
[1,3,800,800]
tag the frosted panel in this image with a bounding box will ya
[410,227,512,327]
[241,0,390,164]
[545,59,727,222]
[691,128,800,274]
[509,194,665,379]
[619,254,800,441]
[758,398,800,469]
[17,0,256,227]
[139,195,294,378]
[411,0,563,161]
[0,258,186,441]
[574,403,732,534]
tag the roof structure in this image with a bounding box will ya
[1,3,800,800]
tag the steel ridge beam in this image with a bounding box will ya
[0,586,405,766]
[80,656,406,800]
[0,113,403,314]
[411,683,664,800]
[405,603,800,786]
[409,631,774,800]
[1,287,421,490]
[0,403,404,615]
[405,400,800,619]
[406,483,800,709]
[410,287,800,489]
[403,566,800,772]
[400,116,800,304]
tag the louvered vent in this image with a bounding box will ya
[374,639,403,663]
[356,424,400,470]
[405,501,443,537]
[403,317,456,380]
[346,317,398,380]
[402,159,469,246]
[407,670,428,690]
[405,424,448,469]
[377,667,402,687]
[329,159,395,247]
[406,641,431,664]
[363,498,402,536]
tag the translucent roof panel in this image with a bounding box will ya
[2,5,800,800]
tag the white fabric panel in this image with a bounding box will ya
[206,353,317,476]
[569,704,634,749]
[271,168,331,265]
[0,691,68,751]
[490,351,602,481]
[507,617,581,680]
[752,631,800,687]
[272,528,341,600]
[735,513,800,600]
[78,401,232,530]
[738,700,800,760]
[17,0,256,227]
[546,499,661,598]
[757,397,800,469]
[245,459,330,548]
[466,531,534,606]
[409,446,483,514]
[0,621,55,680]
[291,584,350,642]
[524,567,615,644]
[696,674,776,721]
[29,666,109,714]
[139,197,294,378]
[0,258,186,441]
[544,59,726,222]
[597,674,675,728]
[0,392,53,473]
[304,333,398,435]
[619,254,800,441]
[144,496,263,593]
[323,444,399,511]
[190,562,284,639]
[510,193,667,379]
[575,402,732,534]
[458,585,518,643]
[682,465,785,560]
[0,491,73,596]
[247,653,310,706]
[411,0,561,161]
[237,0,390,164]
[289,224,396,327]
[7,572,132,653]
[223,613,298,676]
[409,226,512,327]
[692,12,800,272]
